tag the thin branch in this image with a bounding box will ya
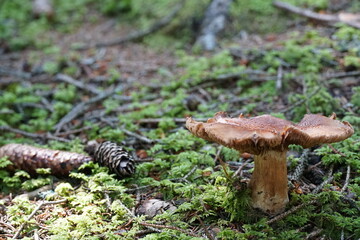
[233,158,251,178]
[312,165,334,194]
[276,65,283,91]
[273,1,338,22]
[12,199,67,239]
[139,222,200,238]
[341,165,351,193]
[267,199,317,224]
[54,85,122,133]
[328,144,347,157]
[0,67,31,79]
[273,1,360,29]
[79,0,185,50]
[198,218,215,240]
[55,74,101,95]
[54,126,93,137]
[280,87,321,113]
[169,166,198,183]
[137,117,208,124]
[323,70,360,80]
[0,125,70,143]
[121,128,157,144]
[0,221,16,233]
[305,228,322,240]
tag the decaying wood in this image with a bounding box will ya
[0,144,92,176]
[273,1,360,29]
[196,0,233,51]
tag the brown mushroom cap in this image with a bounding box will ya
[186,112,354,154]
[285,113,354,148]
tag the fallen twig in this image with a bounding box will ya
[139,222,200,238]
[0,125,70,143]
[328,144,347,157]
[55,74,101,95]
[305,228,323,240]
[54,126,93,137]
[280,87,321,113]
[312,165,334,194]
[54,85,122,133]
[323,70,360,80]
[121,128,157,144]
[0,67,31,79]
[12,199,67,239]
[276,65,283,91]
[169,166,198,183]
[79,0,185,50]
[273,1,360,29]
[0,220,16,233]
[267,199,317,225]
[187,70,275,91]
[137,117,208,124]
[341,165,351,193]
[233,158,251,178]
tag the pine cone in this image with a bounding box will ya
[0,143,92,176]
[93,141,135,177]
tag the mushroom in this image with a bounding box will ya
[186,112,354,214]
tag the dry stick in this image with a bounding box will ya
[305,228,323,240]
[17,183,59,201]
[126,166,197,193]
[279,87,321,113]
[295,223,312,233]
[12,199,67,239]
[54,85,122,133]
[0,67,31,79]
[0,221,16,233]
[104,192,112,210]
[139,222,200,238]
[0,125,70,143]
[276,65,283,91]
[79,0,185,50]
[121,128,157,144]
[273,1,360,29]
[55,74,101,95]
[197,217,215,240]
[137,117,209,124]
[54,125,93,137]
[233,158,251,178]
[124,185,152,193]
[312,165,334,194]
[341,165,351,193]
[323,70,360,80]
[169,166,198,183]
[267,199,317,225]
[187,70,275,91]
[328,144,347,157]
[116,199,163,234]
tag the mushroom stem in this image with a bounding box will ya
[249,150,289,214]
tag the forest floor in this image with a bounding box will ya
[0,1,359,239]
